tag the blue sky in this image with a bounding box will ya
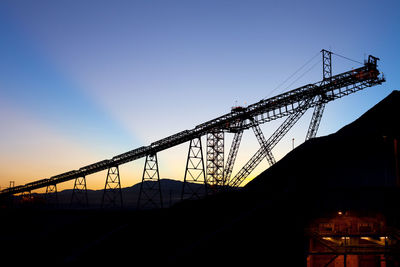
[0,0,399,190]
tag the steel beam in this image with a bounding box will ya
[229,98,313,187]
[306,101,326,140]
[224,129,244,185]
[252,123,276,166]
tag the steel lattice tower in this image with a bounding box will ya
[206,131,225,189]
[181,137,207,200]
[70,176,88,207]
[137,154,163,209]
[101,166,123,208]
[305,49,332,140]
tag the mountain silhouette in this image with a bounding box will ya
[20,178,206,208]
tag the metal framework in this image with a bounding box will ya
[137,153,163,209]
[307,230,400,266]
[101,166,123,208]
[181,137,207,200]
[306,49,332,140]
[224,129,243,184]
[252,123,276,166]
[206,131,225,188]
[229,98,313,187]
[0,51,385,199]
[70,176,88,207]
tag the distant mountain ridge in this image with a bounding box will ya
[25,179,205,208]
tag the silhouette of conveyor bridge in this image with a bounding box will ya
[0,50,385,209]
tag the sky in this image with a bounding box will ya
[0,0,399,192]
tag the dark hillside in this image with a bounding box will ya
[164,90,400,265]
[2,91,400,266]
[246,90,400,194]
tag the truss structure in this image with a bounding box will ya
[0,51,385,199]
[101,166,123,208]
[206,131,225,188]
[181,137,207,200]
[224,129,243,184]
[229,97,313,187]
[306,49,332,140]
[70,176,88,207]
[137,154,163,209]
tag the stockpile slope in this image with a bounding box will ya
[246,90,400,203]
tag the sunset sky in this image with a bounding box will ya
[0,0,399,191]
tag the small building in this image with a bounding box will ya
[306,211,400,267]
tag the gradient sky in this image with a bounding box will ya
[0,0,399,191]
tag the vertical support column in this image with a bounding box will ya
[71,176,88,207]
[306,49,332,140]
[102,166,123,208]
[181,137,207,201]
[137,153,163,209]
[322,49,332,82]
[206,130,225,190]
[224,129,243,184]
[45,183,58,207]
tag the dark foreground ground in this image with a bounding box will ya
[2,187,400,266]
[0,192,312,266]
[3,91,400,266]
